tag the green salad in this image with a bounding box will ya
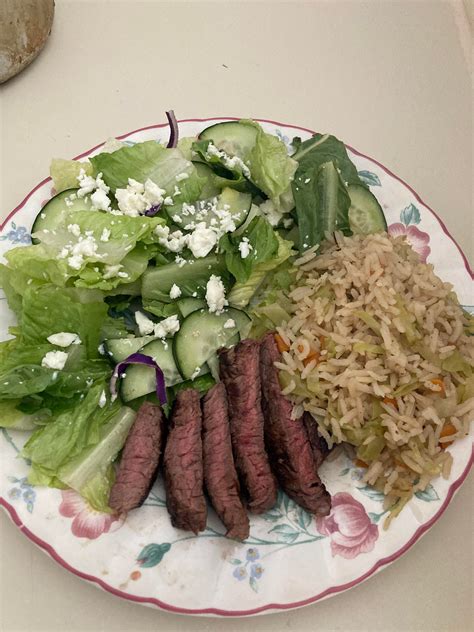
[0,114,386,512]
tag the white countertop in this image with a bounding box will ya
[0,1,472,630]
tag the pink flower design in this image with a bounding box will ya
[388,223,431,262]
[59,489,124,540]
[316,492,378,559]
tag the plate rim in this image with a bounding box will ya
[0,116,473,617]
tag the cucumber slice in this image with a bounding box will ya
[120,338,182,402]
[198,121,258,161]
[173,308,251,379]
[167,187,252,232]
[141,254,228,303]
[176,297,206,318]
[348,184,387,234]
[104,336,155,363]
[32,188,93,242]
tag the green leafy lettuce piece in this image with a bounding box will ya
[50,159,93,193]
[191,140,249,192]
[0,400,48,430]
[22,383,113,472]
[90,141,204,203]
[228,234,293,307]
[241,120,297,210]
[19,285,107,357]
[58,406,136,512]
[441,350,473,376]
[219,217,278,283]
[293,160,352,250]
[10,211,164,289]
[292,133,363,187]
[23,382,136,511]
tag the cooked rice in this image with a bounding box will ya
[277,232,474,527]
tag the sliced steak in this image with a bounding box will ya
[303,412,330,470]
[109,401,163,513]
[219,340,277,514]
[202,383,249,540]
[163,388,207,533]
[259,333,331,516]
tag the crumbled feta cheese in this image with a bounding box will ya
[283,217,293,229]
[67,223,81,238]
[144,179,166,207]
[172,214,182,224]
[91,188,111,211]
[155,225,187,253]
[98,343,106,355]
[117,271,129,278]
[115,178,165,216]
[77,170,111,211]
[98,390,107,408]
[77,169,98,196]
[223,318,236,329]
[205,275,228,314]
[135,311,155,335]
[191,366,201,380]
[154,315,180,339]
[187,223,217,258]
[169,284,182,299]
[41,350,68,370]
[238,237,252,259]
[164,196,174,206]
[67,254,84,270]
[259,199,283,226]
[175,172,189,182]
[67,234,98,269]
[175,255,187,267]
[304,177,311,184]
[205,143,251,177]
[47,332,81,347]
[100,228,111,242]
[173,185,181,197]
[103,264,123,279]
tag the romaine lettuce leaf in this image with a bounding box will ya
[22,383,136,511]
[219,217,278,283]
[58,405,136,512]
[50,159,93,193]
[242,120,297,210]
[0,400,45,430]
[228,234,294,307]
[292,133,363,187]
[8,211,165,289]
[18,285,107,357]
[292,160,352,250]
[90,141,204,203]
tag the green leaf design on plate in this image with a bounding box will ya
[249,576,259,593]
[262,510,282,523]
[137,542,171,568]
[296,506,312,530]
[357,485,385,502]
[269,524,300,543]
[415,484,440,502]
[400,203,421,226]
[357,170,381,187]
[229,558,242,565]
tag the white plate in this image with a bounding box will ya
[1,118,472,616]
